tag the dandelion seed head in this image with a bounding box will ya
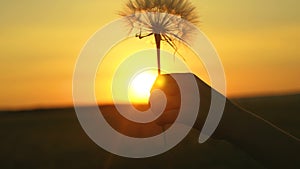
[120,0,199,41]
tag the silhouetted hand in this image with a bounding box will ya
[150,73,225,139]
[150,73,300,169]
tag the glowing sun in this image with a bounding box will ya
[129,70,158,103]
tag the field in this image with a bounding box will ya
[0,94,299,169]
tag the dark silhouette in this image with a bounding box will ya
[151,73,300,169]
[120,0,199,74]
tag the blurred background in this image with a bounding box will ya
[1,0,299,110]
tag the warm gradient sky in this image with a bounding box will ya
[1,0,299,109]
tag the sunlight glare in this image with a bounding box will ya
[129,70,158,103]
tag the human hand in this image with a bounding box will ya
[150,73,300,169]
[150,73,223,138]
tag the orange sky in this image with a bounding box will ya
[0,0,300,110]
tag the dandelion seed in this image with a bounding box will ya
[120,0,199,75]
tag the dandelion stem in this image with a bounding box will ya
[154,34,161,75]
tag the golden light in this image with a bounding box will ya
[128,70,158,103]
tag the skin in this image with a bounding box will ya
[100,73,299,168]
[152,73,300,169]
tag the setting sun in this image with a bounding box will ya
[128,70,158,103]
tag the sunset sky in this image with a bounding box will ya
[1,0,299,109]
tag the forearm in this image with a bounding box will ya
[216,100,300,168]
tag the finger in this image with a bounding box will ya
[155,109,179,126]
